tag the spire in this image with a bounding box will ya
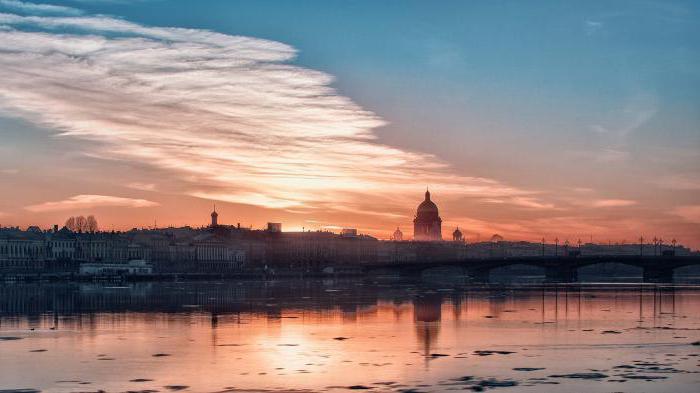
[425,187,430,201]
[210,204,218,227]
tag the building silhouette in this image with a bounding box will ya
[452,227,463,242]
[413,189,442,241]
[210,207,218,227]
[392,227,403,241]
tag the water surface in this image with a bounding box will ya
[1,280,699,392]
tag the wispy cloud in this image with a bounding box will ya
[0,6,548,216]
[584,20,603,36]
[672,205,700,224]
[596,148,631,163]
[126,182,156,191]
[0,0,82,15]
[25,194,159,212]
[617,93,658,138]
[654,174,700,191]
[587,92,658,163]
[592,199,638,208]
[482,196,556,210]
[566,148,630,164]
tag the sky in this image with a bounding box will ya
[0,0,698,248]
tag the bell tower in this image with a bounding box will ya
[210,204,218,227]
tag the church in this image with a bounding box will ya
[413,189,442,241]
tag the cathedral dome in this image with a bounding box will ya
[413,189,442,241]
[416,190,439,217]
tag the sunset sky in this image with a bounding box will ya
[0,0,698,247]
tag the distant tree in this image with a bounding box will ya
[65,215,98,232]
[65,216,77,232]
[86,215,98,233]
[74,216,87,233]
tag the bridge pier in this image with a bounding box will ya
[545,266,578,283]
[642,266,674,283]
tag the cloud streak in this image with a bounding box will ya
[0,4,546,217]
[25,194,159,212]
[0,0,82,15]
[672,205,700,224]
[592,199,638,208]
[654,174,700,191]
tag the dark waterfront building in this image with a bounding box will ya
[2,206,699,278]
[413,189,442,241]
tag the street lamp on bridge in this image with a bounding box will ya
[541,237,545,257]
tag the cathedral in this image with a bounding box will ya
[413,189,442,241]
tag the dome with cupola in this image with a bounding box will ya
[413,188,442,241]
[452,227,463,242]
[392,227,403,241]
[416,190,439,218]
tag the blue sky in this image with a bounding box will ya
[0,0,698,246]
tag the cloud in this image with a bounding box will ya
[592,199,638,208]
[584,20,603,35]
[0,0,82,15]
[568,148,630,164]
[589,93,658,139]
[0,168,19,174]
[596,148,630,163]
[586,93,658,163]
[126,182,156,191]
[654,174,700,190]
[25,194,159,212]
[0,7,549,217]
[482,196,556,210]
[672,205,700,224]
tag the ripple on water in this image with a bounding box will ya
[548,373,609,379]
[0,390,41,393]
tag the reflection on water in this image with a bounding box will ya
[1,280,699,392]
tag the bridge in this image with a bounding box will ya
[365,255,700,282]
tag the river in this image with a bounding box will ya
[1,280,699,392]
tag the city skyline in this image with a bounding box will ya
[0,1,699,248]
